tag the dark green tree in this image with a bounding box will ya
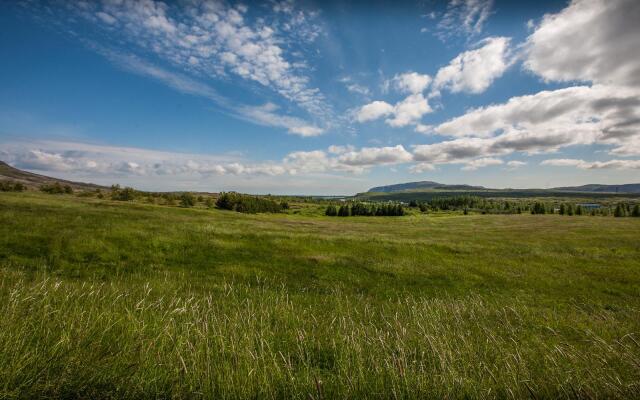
[325,205,337,216]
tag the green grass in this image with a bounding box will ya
[1,192,639,398]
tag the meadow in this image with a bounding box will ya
[0,192,639,399]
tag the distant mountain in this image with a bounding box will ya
[368,181,486,193]
[551,183,640,194]
[0,160,106,190]
[368,180,640,194]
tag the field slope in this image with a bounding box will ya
[1,192,639,398]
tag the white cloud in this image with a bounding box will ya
[390,72,432,94]
[2,139,414,185]
[525,0,640,88]
[461,157,503,171]
[356,101,394,123]
[408,163,436,173]
[385,94,433,127]
[541,158,640,170]
[346,84,370,96]
[357,94,432,128]
[239,103,324,137]
[337,145,413,166]
[433,85,640,157]
[102,51,323,137]
[506,160,527,169]
[436,0,494,40]
[432,37,511,95]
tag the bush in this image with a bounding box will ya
[0,181,25,192]
[632,204,640,217]
[40,182,65,194]
[111,185,136,201]
[180,193,196,208]
[215,192,284,214]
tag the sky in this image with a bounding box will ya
[0,0,639,194]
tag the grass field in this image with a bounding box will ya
[1,192,639,398]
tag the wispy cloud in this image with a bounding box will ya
[24,0,332,135]
[436,0,494,41]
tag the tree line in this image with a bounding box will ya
[325,202,405,217]
[215,192,287,214]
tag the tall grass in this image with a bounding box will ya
[0,192,639,398]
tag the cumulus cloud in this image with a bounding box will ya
[356,101,394,123]
[357,94,432,128]
[434,85,640,156]
[385,94,433,127]
[428,0,640,163]
[525,0,640,88]
[432,37,511,95]
[337,145,413,166]
[390,72,432,94]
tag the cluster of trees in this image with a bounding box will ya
[530,202,547,214]
[614,203,640,217]
[40,182,73,194]
[215,192,286,214]
[0,180,25,192]
[325,202,405,217]
[110,185,136,201]
[558,204,585,215]
[407,196,524,214]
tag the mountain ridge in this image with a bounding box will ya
[368,181,640,194]
[0,160,106,190]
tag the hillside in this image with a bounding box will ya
[552,183,640,194]
[0,160,106,190]
[368,180,640,195]
[368,181,486,193]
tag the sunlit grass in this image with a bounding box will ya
[0,192,639,398]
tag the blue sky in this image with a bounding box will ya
[1,0,639,194]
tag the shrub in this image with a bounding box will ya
[111,186,136,201]
[180,193,196,208]
[40,182,65,194]
[0,181,25,192]
[632,204,640,217]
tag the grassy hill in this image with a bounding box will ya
[1,191,639,398]
[0,160,106,190]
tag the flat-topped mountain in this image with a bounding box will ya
[368,180,640,194]
[368,181,486,193]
